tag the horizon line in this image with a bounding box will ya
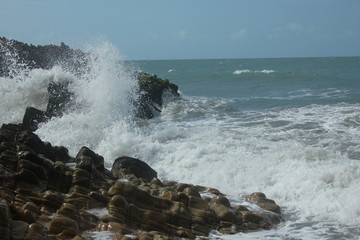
[127,55,360,61]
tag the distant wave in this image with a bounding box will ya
[255,69,275,74]
[233,69,251,74]
[233,69,275,75]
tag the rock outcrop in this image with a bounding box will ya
[0,37,180,129]
[0,37,87,77]
[136,72,180,119]
[0,123,282,239]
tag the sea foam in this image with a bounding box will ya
[233,69,275,74]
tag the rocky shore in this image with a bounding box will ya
[0,122,282,240]
[0,37,282,239]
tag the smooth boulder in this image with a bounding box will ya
[111,156,157,182]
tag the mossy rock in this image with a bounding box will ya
[136,72,180,118]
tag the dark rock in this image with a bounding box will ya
[46,164,72,193]
[0,123,23,144]
[11,220,29,240]
[0,200,11,240]
[111,156,157,182]
[0,37,88,77]
[46,81,73,117]
[136,72,180,119]
[48,216,79,238]
[22,107,47,132]
[24,223,45,240]
[76,146,104,171]
[22,81,74,132]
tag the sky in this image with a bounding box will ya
[1,0,359,60]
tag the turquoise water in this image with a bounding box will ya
[134,57,360,110]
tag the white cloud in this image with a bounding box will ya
[231,29,248,40]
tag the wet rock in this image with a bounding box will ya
[211,202,237,223]
[183,187,201,198]
[136,72,180,119]
[0,200,11,240]
[48,216,79,238]
[107,195,129,223]
[188,196,216,227]
[167,201,192,229]
[111,156,157,182]
[210,196,231,208]
[246,192,281,214]
[46,81,73,117]
[72,168,92,189]
[11,220,29,240]
[41,190,64,213]
[159,188,178,201]
[22,107,47,132]
[24,223,46,240]
[88,191,109,208]
[79,211,98,232]
[76,147,104,170]
[47,163,72,193]
[242,211,270,230]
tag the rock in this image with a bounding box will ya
[0,37,88,77]
[246,192,281,214]
[107,195,129,223]
[21,80,73,132]
[76,146,104,171]
[24,223,45,240]
[210,196,231,208]
[46,81,73,117]
[167,201,192,228]
[136,72,180,119]
[183,187,201,198]
[242,211,270,230]
[0,200,11,240]
[22,107,47,132]
[211,203,237,223]
[48,216,79,238]
[11,220,29,240]
[111,156,157,182]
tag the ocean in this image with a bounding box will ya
[1,42,360,239]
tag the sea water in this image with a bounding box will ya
[1,41,360,239]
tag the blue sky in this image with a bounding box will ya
[1,0,359,60]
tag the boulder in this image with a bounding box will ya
[76,146,104,171]
[246,192,281,214]
[22,80,73,132]
[136,72,180,118]
[111,156,157,182]
[22,107,47,132]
